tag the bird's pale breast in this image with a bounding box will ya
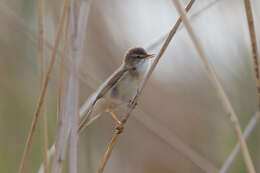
[104,60,149,109]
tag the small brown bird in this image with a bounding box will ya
[79,47,154,132]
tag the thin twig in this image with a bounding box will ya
[220,0,260,169]
[171,0,256,173]
[97,1,196,172]
[243,0,260,124]
[38,0,49,172]
[18,0,71,172]
[98,134,120,173]
[220,112,259,173]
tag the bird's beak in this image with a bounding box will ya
[145,54,155,59]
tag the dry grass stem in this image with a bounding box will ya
[68,1,83,172]
[38,0,93,170]
[3,0,255,172]
[18,0,71,172]
[52,1,90,173]
[220,112,259,173]
[97,0,196,172]
[51,4,71,173]
[171,0,256,172]
[97,133,120,173]
[58,9,70,117]
[55,0,71,154]
[38,0,49,172]
[243,0,260,124]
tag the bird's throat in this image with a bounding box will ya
[129,60,148,80]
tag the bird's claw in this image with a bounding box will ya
[114,125,124,134]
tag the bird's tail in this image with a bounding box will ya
[78,112,103,133]
[78,93,107,133]
[78,92,99,133]
[79,92,99,118]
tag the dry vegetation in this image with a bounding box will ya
[0,0,260,173]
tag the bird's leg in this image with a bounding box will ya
[109,109,122,125]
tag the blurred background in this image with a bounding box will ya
[0,0,260,172]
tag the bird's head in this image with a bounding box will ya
[123,47,154,68]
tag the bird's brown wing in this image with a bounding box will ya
[79,65,128,132]
[96,65,128,99]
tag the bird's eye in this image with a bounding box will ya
[136,55,141,58]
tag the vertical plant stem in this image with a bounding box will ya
[38,1,92,172]
[68,1,79,173]
[57,0,71,140]
[18,0,71,172]
[38,0,49,173]
[97,1,195,172]
[53,1,89,172]
[52,5,71,173]
[171,0,256,173]
[243,0,260,122]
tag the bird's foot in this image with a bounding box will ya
[114,125,124,134]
